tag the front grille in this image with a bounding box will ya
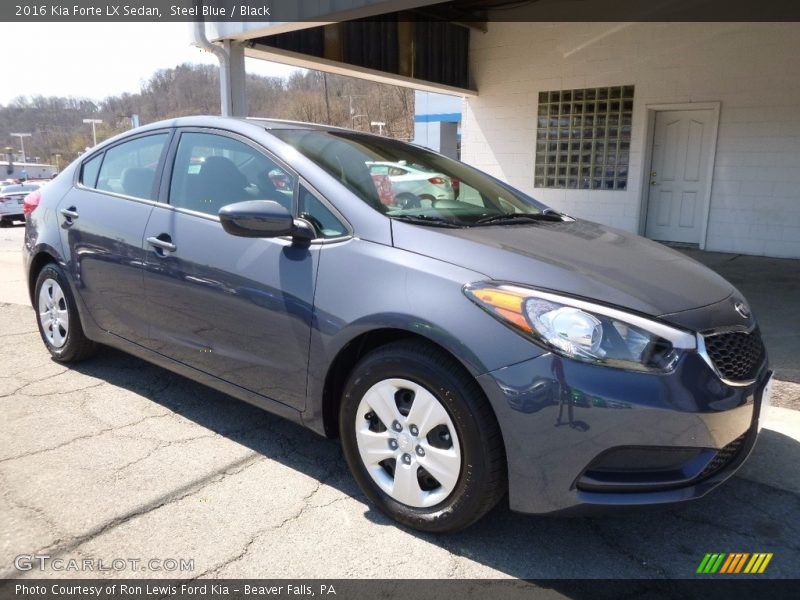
[696,431,748,481]
[703,329,765,382]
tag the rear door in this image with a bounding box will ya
[140,128,323,409]
[57,131,171,344]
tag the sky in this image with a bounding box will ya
[1,22,301,106]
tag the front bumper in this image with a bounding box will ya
[478,350,770,515]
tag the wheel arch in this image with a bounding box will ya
[317,327,499,441]
[27,247,61,304]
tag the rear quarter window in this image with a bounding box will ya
[95,133,168,200]
[80,154,103,188]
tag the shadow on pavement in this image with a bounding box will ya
[70,349,800,580]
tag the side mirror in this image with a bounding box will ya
[218,200,314,241]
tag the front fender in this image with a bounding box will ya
[302,238,544,434]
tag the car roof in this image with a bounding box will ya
[128,115,377,137]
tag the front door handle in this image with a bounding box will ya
[146,235,177,254]
[60,207,79,223]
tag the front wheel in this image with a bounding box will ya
[34,263,97,362]
[340,341,507,532]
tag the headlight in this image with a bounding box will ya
[464,282,696,373]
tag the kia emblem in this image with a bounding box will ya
[734,301,751,319]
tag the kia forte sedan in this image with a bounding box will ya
[23,116,772,532]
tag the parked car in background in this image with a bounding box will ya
[1,182,46,226]
[367,160,455,204]
[23,116,772,533]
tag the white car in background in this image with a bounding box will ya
[367,161,454,204]
[0,182,46,226]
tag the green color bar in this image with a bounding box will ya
[697,554,713,574]
[710,553,726,573]
[703,554,720,573]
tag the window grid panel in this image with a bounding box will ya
[534,85,633,190]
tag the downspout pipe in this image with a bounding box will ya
[192,2,231,117]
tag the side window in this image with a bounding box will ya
[169,132,293,217]
[96,134,168,200]
[298,186,348,239]
[80,153,103,188]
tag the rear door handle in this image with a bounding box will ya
[60,207,79,223]
[146,235,177,253]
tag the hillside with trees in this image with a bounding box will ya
[0,63,415,169]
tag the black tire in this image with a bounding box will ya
[33,263,97,362]
[340,340,507,533]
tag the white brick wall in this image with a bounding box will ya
[461,23,800,258]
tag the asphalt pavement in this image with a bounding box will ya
[1,224,798,581]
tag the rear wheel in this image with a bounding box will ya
[340,341,506,532]
[34,263,96,362]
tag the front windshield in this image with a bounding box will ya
[270,129,549,226]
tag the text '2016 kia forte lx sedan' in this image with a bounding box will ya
[23,116,772,532]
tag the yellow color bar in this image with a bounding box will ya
[744,554,759,573]
[745,553,773,573]
[758,553,773,573]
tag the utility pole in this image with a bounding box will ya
[83,119,103,146]
[54,154,61,171]
[322,73,331,124]
[347,95,366,129]
[10,133,31,163]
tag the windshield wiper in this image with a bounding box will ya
[473,212,565,226]
[390,214,464,228]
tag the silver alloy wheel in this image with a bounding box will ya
[354,378,462,508]
[38,278,70,349]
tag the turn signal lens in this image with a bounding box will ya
[466,286,532,333]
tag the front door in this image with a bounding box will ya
[141,130,317,410]
[645,109,716,244]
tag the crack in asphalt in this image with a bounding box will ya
[196,467,348,579]
[24,380,106,398]
[110,423,277,474]
[586,519,668,578]
[0,453,265,578]
[667,508,800,555]
[0,330,38,339]
[0,412,174,465]
[0,369,71,398]
[0,471,63,537]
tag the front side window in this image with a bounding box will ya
[96,134,168,200]
[169,132,293,217]
[270,129,549,228]
[298,186,347,239]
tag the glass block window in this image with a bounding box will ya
[534,85,633,190]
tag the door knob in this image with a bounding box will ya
[59,207,79,223]
[147,235,177,253]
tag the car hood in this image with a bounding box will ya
[391,219,734,318]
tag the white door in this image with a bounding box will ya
[645,109,715,244]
